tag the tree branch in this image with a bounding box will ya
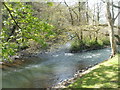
[111,0,114,19]
[114,11,120,21]
[64,0,74,25]
[101,0,120,9]
[54,1,62,9]
[113,4,120,9]
[3,2,22,29]
[71,8,79,20]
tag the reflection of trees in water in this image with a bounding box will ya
[2,69,34,88]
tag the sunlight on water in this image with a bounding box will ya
[65,53,74,56]
[2,48,111,88]
[92,53,101,57]
[85,56,92,58]
[53,55,59,57]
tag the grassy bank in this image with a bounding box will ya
[70,38,110,52]
[68,54,119,88]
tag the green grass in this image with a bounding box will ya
[68,54,119,88]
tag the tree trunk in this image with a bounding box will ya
[96,2,101,24]
[95,31,98,42]
[78,2,81,24]
[80,29,83,43]
[93,4,95,25]
[64,0,74,25]
[108,23,116,56]
[106,1,117,57]
[86,0,89,24]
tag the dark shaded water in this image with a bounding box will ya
[2,43,111,88]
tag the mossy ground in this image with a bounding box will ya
[68,54,119,88]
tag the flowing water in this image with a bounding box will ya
[2,43,111,88]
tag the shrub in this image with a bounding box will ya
[70,37,109,52]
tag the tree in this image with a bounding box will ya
[64,0,74,25]
[96,2,102,24]
[1,2,54,61]
[86,0,89,24]
[105,0,120,57]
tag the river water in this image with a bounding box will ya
[2,43,111,88]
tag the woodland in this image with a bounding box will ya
[1,1,120,62]
[1,0,120,88]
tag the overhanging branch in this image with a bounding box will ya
[3,2,22,29]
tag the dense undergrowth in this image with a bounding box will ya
[70,37,110,52]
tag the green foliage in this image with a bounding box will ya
[101,38,110,46]
[47,2,54,6]
[70,41,81,52]
[1,2,55,61]
[85,39,102,48]
[70,39,85,52]
[70,37,110,52]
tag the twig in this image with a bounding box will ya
[101,0,120,9]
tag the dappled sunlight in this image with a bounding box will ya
[68,54,119,88]
[2,1,119,88]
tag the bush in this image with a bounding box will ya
[89,41,102,49]
[70,40,80,52]
[102,39,110,45]
[70,39,85,52]
[70,37,109,52]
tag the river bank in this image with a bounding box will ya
[53,54,119,88]
[0,40,67,67]
[2,48,111,88]
[1,41,110,70]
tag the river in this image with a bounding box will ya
[2,43,111,88]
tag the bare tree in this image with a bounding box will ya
[64,0,74,25]
[106,0,120,57]
[78,1,81,25]
[96,2,102,24]
[86,0,89,24]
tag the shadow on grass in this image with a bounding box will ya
[68,62,119,88]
